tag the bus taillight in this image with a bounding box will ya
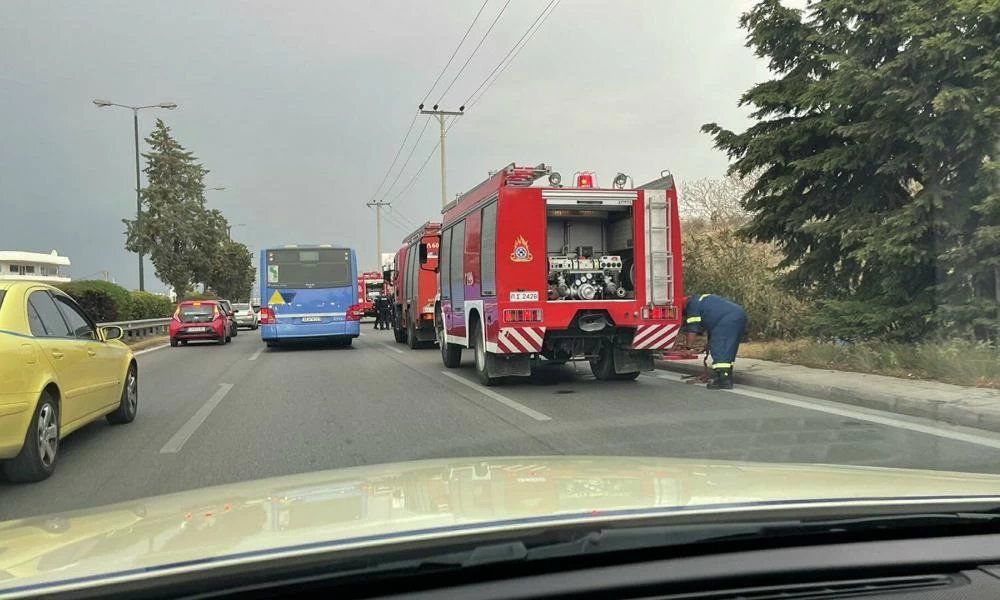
[259,307,276,324]
[346,304,365,321]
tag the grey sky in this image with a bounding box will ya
[0,0,770,291]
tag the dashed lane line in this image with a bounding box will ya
[248,347,264,361]
[159,383,235,454]
[380,343,405,354]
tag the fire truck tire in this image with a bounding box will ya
[615,370,641,381]
[471,320,500,386]
[438,313,462,368]
[393,325,406,344]
[407,317,420,350]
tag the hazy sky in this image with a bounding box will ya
[0,0,772,291]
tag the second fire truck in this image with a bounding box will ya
[390,222,441,348]
[436,163,684,385]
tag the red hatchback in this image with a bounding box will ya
[169,301,231,346]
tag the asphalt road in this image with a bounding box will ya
[6,327,1000,520]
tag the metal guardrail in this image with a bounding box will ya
[98,317,171,341]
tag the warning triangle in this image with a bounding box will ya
[268,290,286,305]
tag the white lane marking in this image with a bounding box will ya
[248,348,264,361]
[650,371,1000,450]
[160,383,235,454]
[380,343,405,354]
[441,371,552,421]
[133,343,169,356]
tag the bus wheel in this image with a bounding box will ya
[438,315,462,369]
[472,320,499,386]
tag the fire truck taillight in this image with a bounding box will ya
[641,305,677,320]
[503,308,543,323]
[575,172,595,188]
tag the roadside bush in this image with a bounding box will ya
[682,228,809,340]
[738,338,1000,388]
[58,280,134,323]
[128,291,175,320]
[182,292,218,301]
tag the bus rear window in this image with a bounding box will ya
[267,248,352,289]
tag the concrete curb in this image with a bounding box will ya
[656,359,1000,435]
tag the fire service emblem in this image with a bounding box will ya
[510,236,533,263]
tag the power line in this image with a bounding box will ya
[370,0,489,204]
[463,0,560,112]
[368,112,418,202]
[436,0,512,105]
[420,0,490,105]
[377,117,432,202]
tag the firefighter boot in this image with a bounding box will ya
[706,368,734,390]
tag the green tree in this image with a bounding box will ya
[124,119,228,299]
[206,240,255,301]
[702,0,1000,341]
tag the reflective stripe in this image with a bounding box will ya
[712,362,733,369]
[699,294,710,301]
[685,316,702,324]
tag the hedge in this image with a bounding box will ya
[57,280,175,322]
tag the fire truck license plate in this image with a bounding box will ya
[509,291,539,302]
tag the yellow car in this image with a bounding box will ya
[0,281,137,483]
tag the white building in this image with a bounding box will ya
[0,250,71,283]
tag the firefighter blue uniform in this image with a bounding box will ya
[683,294,748,390]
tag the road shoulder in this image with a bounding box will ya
[657,357,1000,434]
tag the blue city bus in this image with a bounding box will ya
[259,245,363,346]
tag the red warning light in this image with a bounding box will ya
[576,173,594,188]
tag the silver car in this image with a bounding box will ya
[232,302,259,330]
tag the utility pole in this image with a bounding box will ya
[367,200,390,271]
[419,105,463,208]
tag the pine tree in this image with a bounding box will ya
[124,119,228,298]
[703,0,1000,341]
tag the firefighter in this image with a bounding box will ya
[682,294,748,390]
[378,295,392,330]
[373,296,384,330]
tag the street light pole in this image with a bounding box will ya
[93,99,178,292]
[419,106,463,208]
[132,109,143,291]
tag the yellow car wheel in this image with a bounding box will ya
[107,363,138,425]
[3,392,59,483]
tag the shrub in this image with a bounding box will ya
[681,228,809,340]
[128,291,175,320]
[58,280,134,323]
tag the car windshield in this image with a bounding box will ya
[2,0,999,595]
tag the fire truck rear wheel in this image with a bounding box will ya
[407,316,419,350]
[439,316,462,368]
[590,344,617,381]
[472,320,499,386]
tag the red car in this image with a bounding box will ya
[169,301,231,346]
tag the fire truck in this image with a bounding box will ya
[356,271,385,318]
[436,163,683,385]
[390,222,441,348]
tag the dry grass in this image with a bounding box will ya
[125,335,169,351]
[739,339,1000,389]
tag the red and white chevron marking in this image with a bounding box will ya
[496,326,546,354]
[631,323,680,350]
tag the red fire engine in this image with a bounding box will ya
[390,222,441,348]
[436,163,683,385]
[356,271,385,318]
